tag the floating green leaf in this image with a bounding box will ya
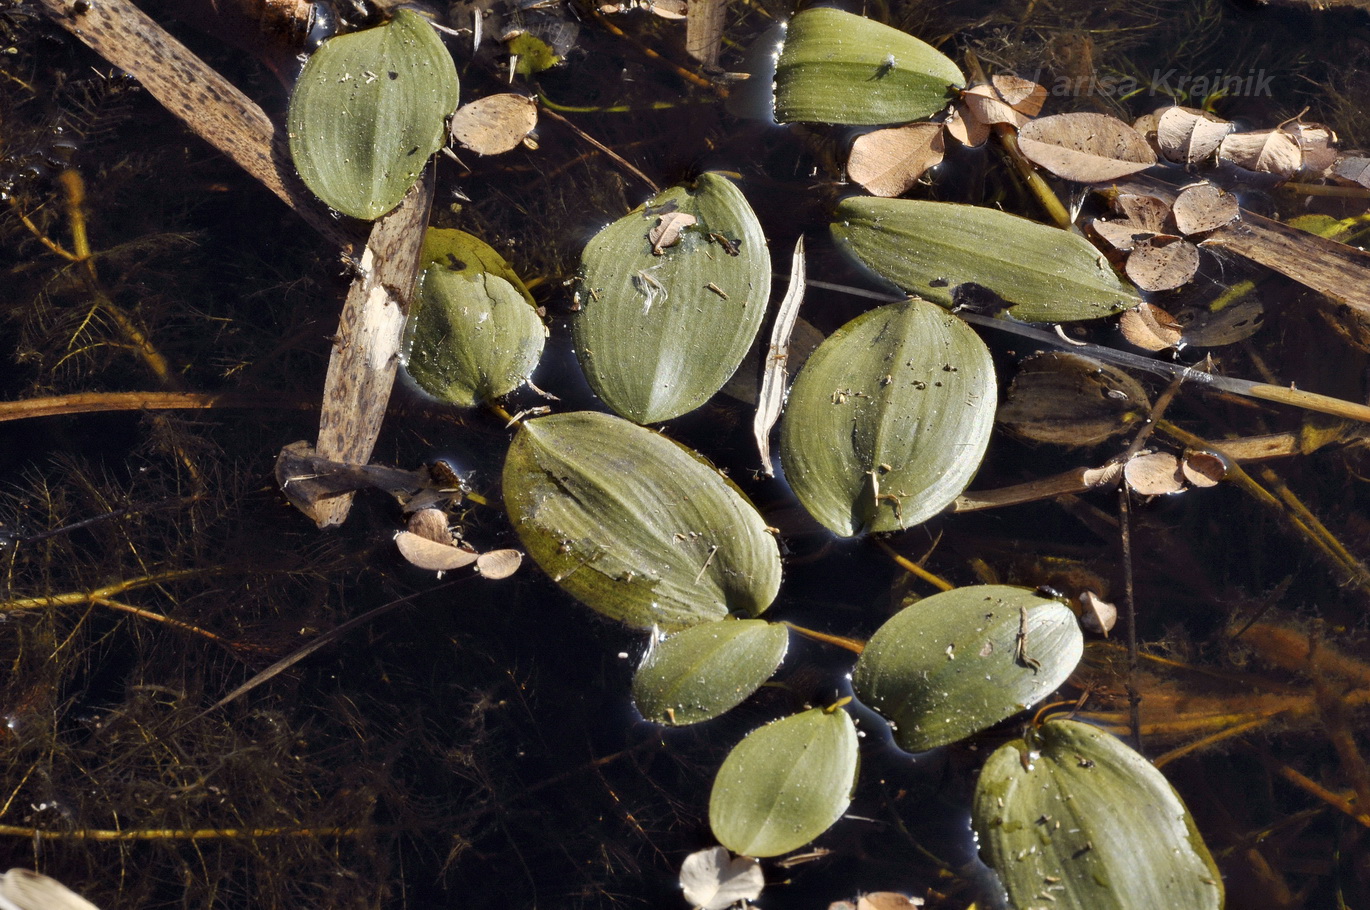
[779,299,995,537]
[709,706,858,857]
[288,10,459,219]
[503,411,781,631]
[403,229,545,406]
[633,620,788,725]
[973,718,1224,910]
[832,198,1143,323]
[852,586,1082,752]
[574,173,770,424]
[774,8,965,125]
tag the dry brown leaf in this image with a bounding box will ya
[1017,112,1157,183]
[395,530,478,572]
[857,893,924,910]
[1181,451,1227,487]
[1091,192,1170,251]
[1218,129,1301,178]
[449,93,538,156]
[992,74,1047,116]
[848,122,946,197]
[1091,218,1152,252]
[1332,155,1370,188]
[1118,301,1184,350]
[1125,235,1199,292]
[945,103,990,148]
[475,548,523,579]
[1124,451,1184,495]
[1155,106,1232,167]
[960,83,1028,129]
[1172,182,1239,236]
[406,507,451,543]
[1287,121,1339,177]
[1078,591,1118,637]
[649,211,697,254]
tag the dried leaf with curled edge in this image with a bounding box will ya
[1289,121,1339,177]
[833,197,1142,322]
[395,530,479,572]
[1333,156,1370,188]
[1155,106,1232,166]
[858,893,923,910]
[852,585,1084,752]
[1172,183,1240,236]
[0,869,101,910]
[1017,112,1157,183]
[779,299,996,537]
[475,548,523,579]
[1219,129,1302,177]
[1182,451,1227,487]
[1118,301,1184,351]
[1091,192,1170,252]
[679,847,764,910]
[573,173,770,424]
[973,719,1223,910]
[991,74,1047,116]
[448,93,537,155]
[959,82,1029,129]
[774,7,965,125]
[1124,451,1185,495]
[997,352,1150,446]
[848,122,945,197]
[1125,235,1199,292]
[288,10,459,219]
[945,102,990,148]
[503,411,781,631]
[709,706,858,857]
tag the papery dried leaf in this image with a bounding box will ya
[1118,301,1184,350]
[848,122,946,197]
[1332,156,1370,188]
[475,548,523,579]
[1288,121,1339,177]
[449,93,537,155]
[680,847,764,910]
[407,507,451,543]
[395,530,479,571]
[1125,236,1199,292]
[960,83,1028,129]
[1181,451,1227,487]
[1078,591,1117,637]
[1018,112,1156,182]
[945,102,990,148]
[992,74,1046,116]
[1115,193,1172,233]
[858,893,924,910]
[1124,451,1184,495]
[1172,183,1239,236]
[1155,106,1232,166]
[649,211,697,254]
[1219,129,1301,178]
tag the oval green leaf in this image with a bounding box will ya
[502,411,782,631]
[709,706,858,857]
[573,173,771,424]
[832,198,1143,323]
[779,299,995,537]
[973,718,1224,910]
[633,619,789,725]
[852,585,1083,752]
[288,10,460,219]
[774,8,965,125]
[403,229,545,406]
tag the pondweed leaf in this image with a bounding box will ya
[288,9,459,220]
[774,8,965,125]
[633,619,788,725]
[574,173,770,424]
[779,299,995,537]
[502,411,781,631]
[709,706,858,857]
[852,585,1083,751]
[832,198,1143,323]
[973,719,1224,910]
[403,229,545,407]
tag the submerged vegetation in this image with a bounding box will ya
[2,0,1370,907]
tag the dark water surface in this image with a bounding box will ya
[1,0,1369,907]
